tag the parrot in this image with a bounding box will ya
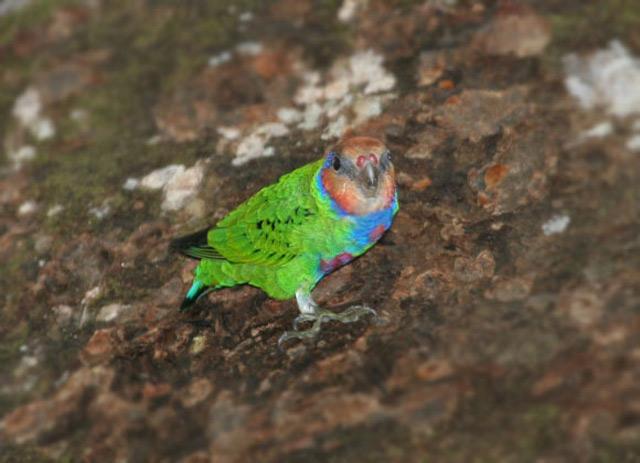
[170,136,398,347]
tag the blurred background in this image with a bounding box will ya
[1,0,640,461]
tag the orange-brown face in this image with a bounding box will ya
[320,136,396,216]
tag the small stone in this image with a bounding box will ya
[89,202,111,220]
[485,276,534,302]
[181,378,214,407]
[12,87,42,126]
[8,145,37,166]
[563,289,603,327]
[410,177,432,192]
[337,0,366,22]
[217,126,241,140]
[415,359,453,382]
[580,121,613,139]
[472,7,551,58]
[277,107,303,125]
[475,250,496,278]
[52,304,74,325]
[82,286,102,306]
[32,117,55,140]
[405,126,448,160]
[70,108,88,122]
[542,214,570,236]
[627,134,640,152]
[190,334,207,355]
[434,88,528,142]
[207,50,232,67]
[17,200,37,216]
[142,382,172,400]
[47,204,63,217]
[417,51,447,87]
[81,328,115,364]
[140,165,185,190]
[96,303,130,323]
[122,178,139,190]
[34,234,53,253]
[453,250,495,283]
[235,41,263,56]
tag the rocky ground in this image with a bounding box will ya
[1,1,640,461]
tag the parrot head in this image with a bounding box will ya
[320,137,396,216]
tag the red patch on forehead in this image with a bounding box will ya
[369,153,378,165]
[356,155,366,168]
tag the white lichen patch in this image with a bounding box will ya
[137,162,205,211]
[140,165,186,190]
[579,121,613,139]
[236,41,263,56]
[627,134,640,152]
[32,117,55,140]
[233,123,289,166]
[338,0,368,22]
[17,200,37,216]
[122,178,140,190]
[12,87,41,126]
[97,303,131,323]
[542,214,571,236]
[7,145,36,168]
[229,49,396,165]
[47,204,64,217]
[88,202,111,220]
[162,163,205,211]
[564,41,640,118]
[277,107,303,125]
[12,87,56,141]
[208,50,232,68]
[295,50,396,139]
[217,126,241,140]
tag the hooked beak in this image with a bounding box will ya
[360,162,379,196]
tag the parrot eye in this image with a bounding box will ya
[332,155,341,171]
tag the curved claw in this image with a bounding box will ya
[293,313,316,331]
[278,304,379,350]
[336,305,378,323]
[278,317,323,350]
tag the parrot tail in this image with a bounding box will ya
[180,280,208,311]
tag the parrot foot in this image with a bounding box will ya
[278,305,378,349]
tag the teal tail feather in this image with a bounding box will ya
[180,280,207,312]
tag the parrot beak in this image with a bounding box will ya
[359,161,380,196]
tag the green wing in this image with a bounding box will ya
[208,161,320,266]
[172,160,322,266]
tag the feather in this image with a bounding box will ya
[170,228,223,260]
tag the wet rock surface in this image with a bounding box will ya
[1,1,640,461]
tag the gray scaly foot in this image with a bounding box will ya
[278,299,378,349]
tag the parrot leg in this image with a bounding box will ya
[278,289,378,348]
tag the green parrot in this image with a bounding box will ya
[171,136,398,346]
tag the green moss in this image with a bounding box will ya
[0,444,54,463]
[550,0,640,52]
[0,0,81,46]
[16,1,270,233]
[420,372,567,462]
